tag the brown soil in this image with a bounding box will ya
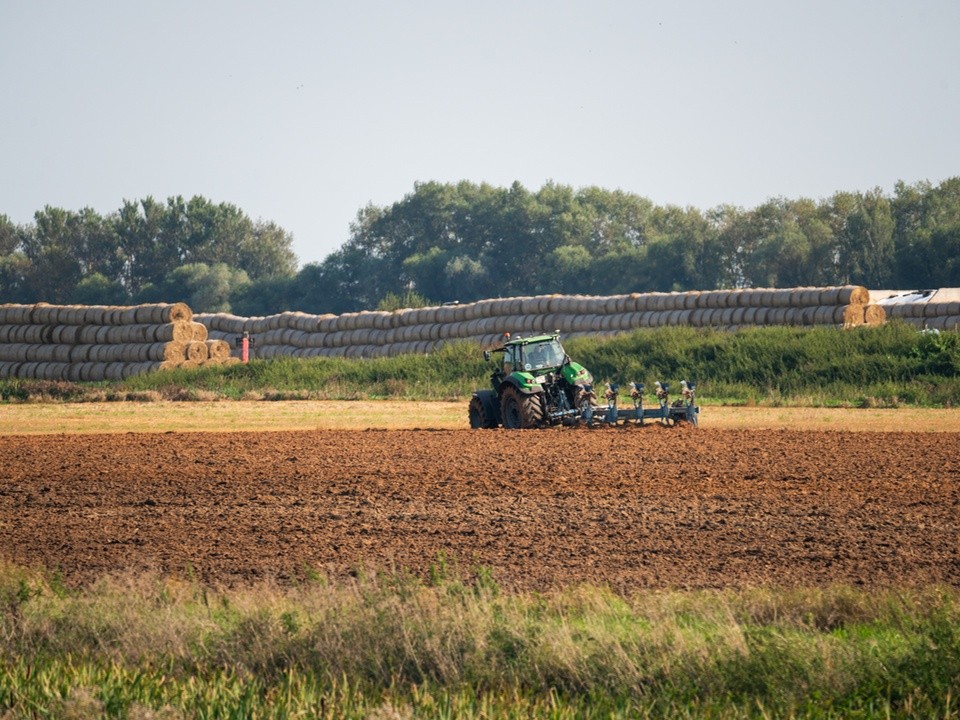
[2,427,958,590]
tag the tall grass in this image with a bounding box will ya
[1,563,957,718]
[2,322,959,406]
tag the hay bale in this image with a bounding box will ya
[838,285,870,305]
[782,308,802,325]
[770,290,792,307]
[677,291,698,310]
[205,340,231,361]
[184,341,209,363]
[688,309,708,327]
[842,305,865,328]
[863,304,886,325]
[133,303,193,324]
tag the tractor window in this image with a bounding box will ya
[503,345,518,375]
[524,340,566,371]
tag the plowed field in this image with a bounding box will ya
[1,427,957,590]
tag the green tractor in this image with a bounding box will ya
[468,333,592,429]
[468,332,699,429]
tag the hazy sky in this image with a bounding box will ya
[3,1,958,266]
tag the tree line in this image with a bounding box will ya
[2,179,958,315]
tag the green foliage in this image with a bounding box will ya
[88,324,960,407]
[149,262,251,313]
[5,178,960,314]
[0,563,957,718]
[2,196,296,306]
[376,289,433,311]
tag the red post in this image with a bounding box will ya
[241,332,250,363]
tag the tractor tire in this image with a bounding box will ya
[500,386,545,429]
[468,394,498,429]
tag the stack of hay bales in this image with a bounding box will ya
[872,289,960,331]
[196,284,889,360]
[0,302,234,380]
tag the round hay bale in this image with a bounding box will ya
[116,307,137,325]
[752,307,769,325]
[812,306,833,325]
[782,308,801,325]
[863,304,886,325]
[30,304,53,325]
[679,291,699,310]
[741,307,758,325]
[166,303,192,323]
[515,297,535,315]
[100,363,122,380]
[172,322,196,344]
[139,304,185,325]
[205,339,231,361]
[22,325,50,344]
[837,285,869,305]
[719,308,736,325]
[771,308,790,324]
[756,289,774,307]
[183,341,208,363]
[471,299,492,318]
[664,293,684,311]
[818,287,840,305]
[910,302,930,319]
[691,309,711,327]
[770,290,791,308]
[76,325,98,344]
[117,345,139,363]
[64,325,83,344]
[731,307,746,325]
[799,306,818,325]
[842,305,865,327]
[143,342,186,361]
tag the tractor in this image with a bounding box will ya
[468,333,699,429]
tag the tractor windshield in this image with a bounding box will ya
[522,339,566,371]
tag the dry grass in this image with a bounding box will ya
[0,401,956,435]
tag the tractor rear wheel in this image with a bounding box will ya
[500,386,545,429]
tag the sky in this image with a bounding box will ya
[3,1,959,267]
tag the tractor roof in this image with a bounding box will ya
[495,333,560,350]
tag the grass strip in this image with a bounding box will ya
[2,322,958,408]
[1,563,957,718]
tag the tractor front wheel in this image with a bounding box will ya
[500,386,545,429]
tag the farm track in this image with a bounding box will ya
[1,427,958,590]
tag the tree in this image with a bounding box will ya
[157,263,250,313]
[70,273,129,305]
[840,189,895,287]
[19,206,85,303]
